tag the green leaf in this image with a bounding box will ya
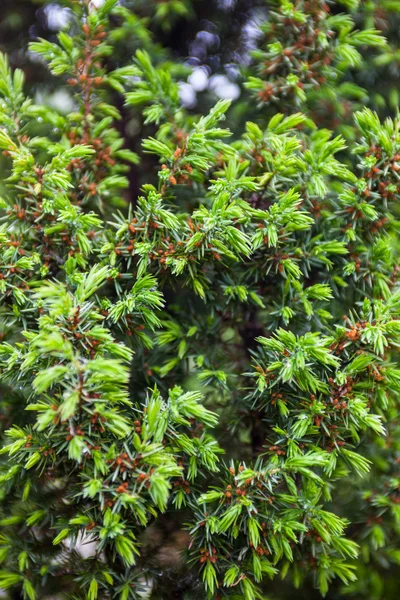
[52,529,70,545]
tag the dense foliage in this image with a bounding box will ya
[1,1,400,599]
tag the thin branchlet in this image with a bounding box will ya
[0,1,400,600]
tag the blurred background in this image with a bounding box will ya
[1,0,400,112]
[2,0,400,204]
[1,2,400,599]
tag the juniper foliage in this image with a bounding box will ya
[0,1,400,600]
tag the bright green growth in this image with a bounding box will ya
[0,1,400,599]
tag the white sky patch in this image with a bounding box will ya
[44,4,71,31]
[188,67,209,92]
[36,89,76,115]
[218,0,237,8]
[90,0,106,8]
[178,82,197,109]
[208,74,240,100]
